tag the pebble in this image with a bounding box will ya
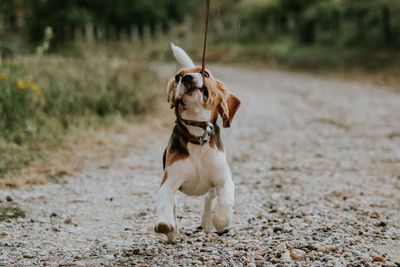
[372,256,385,263]
[290,249,305,260]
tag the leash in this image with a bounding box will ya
[201,0,211,79]
[174,0,213,145]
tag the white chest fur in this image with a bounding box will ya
[167,143,229,196]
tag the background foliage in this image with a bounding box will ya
[0,0,399,178]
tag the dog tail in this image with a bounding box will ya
[171,43,195,68]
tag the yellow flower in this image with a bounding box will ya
[27,82,42,96]
[16,79,26,89]
[0,73,9,81]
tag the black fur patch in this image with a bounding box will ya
[169,126,189,155]
[162,149,166,170]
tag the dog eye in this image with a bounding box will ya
[175,74,182,83]
[203,71,210,78]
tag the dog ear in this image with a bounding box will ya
[166,78,176,108]
[217,80,241,128]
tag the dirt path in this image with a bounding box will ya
[1,65,400,266]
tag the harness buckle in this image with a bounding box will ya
[199,122,214,145]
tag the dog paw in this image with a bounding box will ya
[154,222,176,243]
[213,215,231,233]
[216,228,229,236]
[154,222,175,234]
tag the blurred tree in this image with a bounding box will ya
[23,0,197,42]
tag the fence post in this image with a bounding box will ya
[85,22,94,43]
[130,25,139,43]
[0,12,4,35]
[154,21,163,40]
[382,6,392,45]
[142,24,151,43]
[75,25,83,42]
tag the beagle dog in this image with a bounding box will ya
[154,44,241,243]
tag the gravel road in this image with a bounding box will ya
[1,65,400,266]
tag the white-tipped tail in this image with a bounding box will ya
[171,43,195,68]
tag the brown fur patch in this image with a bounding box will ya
[167,150,189,166]
[160,171,168,187]
[165,126,189,167]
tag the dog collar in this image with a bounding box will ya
[174,101,215,145]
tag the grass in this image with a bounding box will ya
[0,43,162,179]
[0,204,25,222]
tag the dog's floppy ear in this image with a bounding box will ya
[216,80,241,128]
[166,78,176,108]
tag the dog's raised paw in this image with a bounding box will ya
[154,222,175,234]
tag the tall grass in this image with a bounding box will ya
[0,45,161,177]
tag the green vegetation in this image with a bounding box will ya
[0,43,161,177]
[230,0,400,74]
[0,204,25,221]
[0,0,196,44]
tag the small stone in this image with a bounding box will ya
[137,211,147,217]
[318,245,336,253]
[0,231,7,237]
[64,218,73,224]
[290,249,304,261]
[50,212,57,218]
[6,196,13,202]
[276,243,287,251]
[281,251,292,262]
[104,254,114,260]
[369,211,380,218]
[184,230,193,236]
[23,252,35,259]
[376,221,387,227]
[123,248,140,256]
[270,258,279,264]
[372,256,385,263]
[273,226,284,233]
[256,260,266,267]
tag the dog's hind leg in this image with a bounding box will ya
[200,188,216,233]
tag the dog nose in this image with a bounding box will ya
[181,74,193,84]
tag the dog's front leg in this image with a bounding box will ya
[213,177,235,233]
[155,178,180,243]
[201,188,216,233]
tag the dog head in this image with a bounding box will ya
[167,45,241,128]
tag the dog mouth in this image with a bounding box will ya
[180,85,209,101]
[182,85,208,101]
